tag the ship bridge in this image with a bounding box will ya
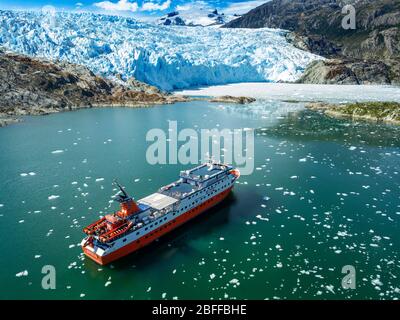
[159,162,232,200]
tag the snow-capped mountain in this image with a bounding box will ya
[0,10,320,91]
[158,9,236,27]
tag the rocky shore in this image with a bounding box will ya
[0,48,258,127]
[0,48,187,126]
[306,101,400,125]
[208,95,256,104]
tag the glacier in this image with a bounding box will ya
[0,10,321,91]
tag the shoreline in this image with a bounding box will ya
[175,82,400,102]
[3,82,400,128]
[306,102,400,126]
[0,94,258,128]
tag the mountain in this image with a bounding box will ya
[224,0,400,84]
[0,47,182,126]
[0,10,319,91]
[158,9,236,27]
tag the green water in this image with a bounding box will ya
[0,100,399,300]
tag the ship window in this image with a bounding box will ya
[145,227,148,230]
[123,239,127,242]
[136,232,140,235]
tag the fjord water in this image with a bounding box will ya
[0,88,400,299]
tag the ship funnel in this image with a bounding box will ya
[113,180,141,217]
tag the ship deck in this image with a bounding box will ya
[159,163,231,200]
[159,180,197,199]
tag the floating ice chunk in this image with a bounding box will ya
[18,220,24,223]
[299,158,307,162]
[162,293,166,299]
[20,173,28,177]
[28,172,36,176]
[51,150,64,154]
[34,255,41,259]
[349,146,357,151]
[134,179,140,182]
[371,278,383,287]
[219,237,224,241]
[80,293,85,298]
[48,195,60,200]
[16,270,28,277]
[210,273,216,280]
[105,281,112,287]
[326,285,335,294]
[95,178,104,182]
[229,279,240,285]
[146,287,151,292]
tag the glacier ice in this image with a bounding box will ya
[0,10,320,91]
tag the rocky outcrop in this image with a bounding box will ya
[224,0,400,85]
[297,59,399,85]
[209,95,256,104]
[0,48,186,126]
[306,101,400,125]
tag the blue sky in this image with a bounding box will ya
[0,0,266,18]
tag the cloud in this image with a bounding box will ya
[223,0,267,15]
[141,0,171,12]
[176,1,208,12]
[94,0,139,12]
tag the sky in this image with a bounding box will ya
[0,0,267,19]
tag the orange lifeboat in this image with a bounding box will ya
[229,168,241,179]
[99,221,133,242]
[83,217,107,235]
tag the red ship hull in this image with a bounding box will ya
[83,186,233,265]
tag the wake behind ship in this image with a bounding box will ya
[81,162,240,265]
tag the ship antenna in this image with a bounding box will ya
[113,179,129,201]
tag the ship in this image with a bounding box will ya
[81,161,240,265]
